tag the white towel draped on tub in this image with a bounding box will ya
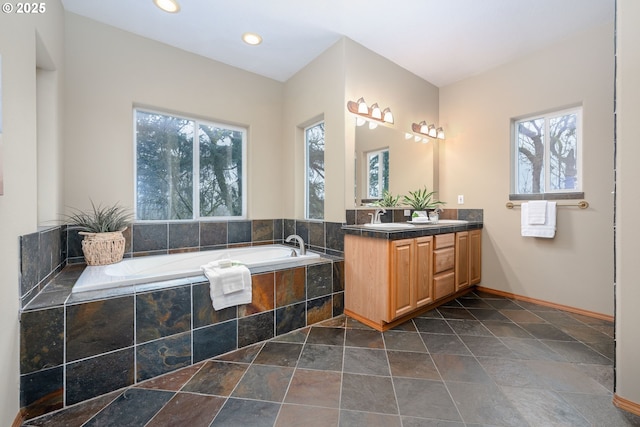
[521,201,557,238]
[202,260,252,310]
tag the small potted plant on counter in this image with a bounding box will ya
[374,190,401,208]
[65,201,133,266]
[403,186,445,219]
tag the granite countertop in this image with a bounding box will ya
[341,220,483,240]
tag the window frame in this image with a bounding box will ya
[133,107,247,221]
[511,106,583,198]
[366,148,389,199]
[304,120,325,221]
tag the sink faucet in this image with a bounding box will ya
[285,234,306,255]
[369,208,386,224]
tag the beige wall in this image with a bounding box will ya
[282,39,347,222]
[615,0,640,407]
[63,13,284,219]
[0,1,65,424]
[439,23,615,316]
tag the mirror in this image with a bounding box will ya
[354,124,436,206]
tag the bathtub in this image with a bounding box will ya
[72,244,320,293]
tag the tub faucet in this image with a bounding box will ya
[369,208,386,224]
[285,234,306,256]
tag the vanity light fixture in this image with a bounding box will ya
[411,121,446,140]
[405,132,429,143]
[242,32,263,46]
[347,98,394,126]
[153,0,180,13]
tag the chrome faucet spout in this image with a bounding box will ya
[372,208,386,224]
[285,234,306,255]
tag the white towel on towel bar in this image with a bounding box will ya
[521,202,556,238]
[527,200,548,224]
[202,260,252,310]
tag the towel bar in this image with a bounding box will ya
[506,200,589,209]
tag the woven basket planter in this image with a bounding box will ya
[79,230,126,266]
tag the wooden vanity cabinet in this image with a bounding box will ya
[469,229,482,285]
[344,228,481,331]
[344,234,433,328]
[390,236,434,319]
[455,231,470,290]
[433,233,456,300]
[455,229,482,291]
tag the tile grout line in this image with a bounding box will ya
[272,325,312,425]
[415,314,467,425]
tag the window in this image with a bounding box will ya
[367,149,389,199]
[305,121,324,220]
[135,109,246,220]
[513,107,581,195]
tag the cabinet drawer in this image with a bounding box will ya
[434,271,455,299]
[435,233,455,249]
[434,247,455,274]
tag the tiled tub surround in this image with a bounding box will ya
[19,226,67,309]
[19,218,345,308]
[18,218,345,420]
[20,257,345,420]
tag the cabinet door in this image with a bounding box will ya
[469,229,482,285]
[389,239,415,320]
[415,236,434,307]
[455,231,470,290]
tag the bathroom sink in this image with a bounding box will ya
[408,219,470,227]
[432,219,469,224]
[363,223,415,230]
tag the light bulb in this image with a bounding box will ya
[242,32,263,46]
[356,98,368,115]
[419,121,428,134]
[382,108,394,124]
[153,0,180,13]
[370,103,382,120]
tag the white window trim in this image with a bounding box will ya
[304,119,325,220]
[512,106,582,195]
[366,148,389,199]
[133,107,247,221]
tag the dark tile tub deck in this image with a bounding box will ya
[22,290,639,427]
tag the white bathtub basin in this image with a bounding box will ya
[73,244,320,293]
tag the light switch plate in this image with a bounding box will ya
[457,195,464,204]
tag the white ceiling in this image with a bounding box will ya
[60,0,614,87]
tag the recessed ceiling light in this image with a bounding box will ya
[153,0,180,13]
[242,32,263,46]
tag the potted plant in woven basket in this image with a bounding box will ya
[65,201,132,266]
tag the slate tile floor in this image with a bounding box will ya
[23,291,640,426]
